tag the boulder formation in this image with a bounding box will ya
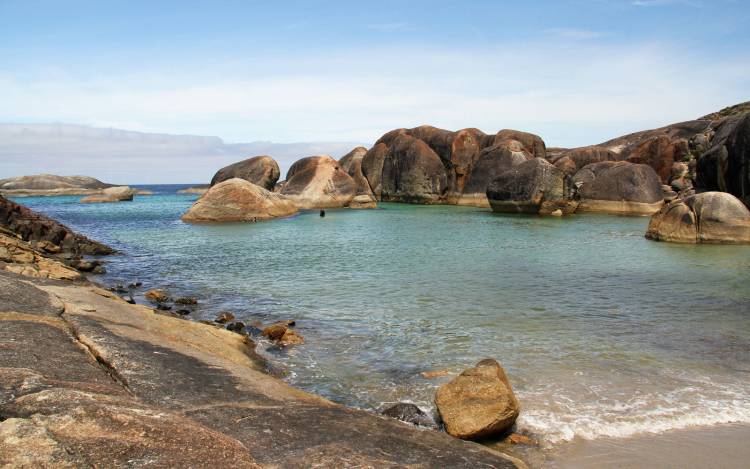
[338,147,377,208]
[546,146,621,176]
[486,158,568,214]
[182,178,297,223]
[696,112,750,207]
[646,191,750,244]
[572,161,664,215]
[362,126,545,206]
[80,186,136,203]
[280,155,358,209]
[210,155,281,191]
[435,359,520,440]
[0,174,117,197]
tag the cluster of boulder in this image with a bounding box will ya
[0,174,142,203]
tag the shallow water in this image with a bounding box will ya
[14,186,750,446]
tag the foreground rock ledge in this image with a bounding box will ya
[436,358,520,440]
[0,265,522,467]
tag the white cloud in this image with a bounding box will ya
[543,28,607,40]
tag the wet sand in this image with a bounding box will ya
[547,423,750,468]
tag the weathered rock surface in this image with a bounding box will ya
[177,185,210,195]
[572,161,664,215]
[210,155,281,191]
[486,158,567,214]
[0,174,113,196]
[460,142,533,206]
[547,146,621,176]
[0,258,521,467]
[182,178,298,223]
[281,155,358,209]
[696,112,750,207]
[339,146,378,208]
[435,359,520,440]
[0,195,112,257]
[381,133,448,203]
[80,186,136,203]
[381,403,436,428]
[646,191,750,244]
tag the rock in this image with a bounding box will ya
[210,156,281,191]
[486,158,567,214]
[435,359,520,440]
[339,147,377,209]
[128,281,142,289]
[348,194,378,209]
[671,162,689,181]
[381,134,448,203]
[696,112,750,207]
[625,136,689,183]
[261,321,304,345]
[182,178,298,223]
[361,143,389,199]
[549,209,563,217]
[381,403,435,427]
[0,174,113,196]
[215,311,236,324]
[459,142,532,207]
[548,146,620,176]
[281,156,357,209]
[176,309,191,316]
[226,321,246,333]
[262,323,288,341]
[507,433,538,446]
[0,195,113,256]
[646,191,750,244]
[72,259,98,272]
[145,289,170,303]
[177,185,210,195]
[36,240,61,253]
[420,370,452,379]
[572,161,664,215]
[174,297,198,305]
[80,186,136,203]
[279,329,305,346]
[156,304,172,311]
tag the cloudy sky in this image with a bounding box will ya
[1,0,749,183]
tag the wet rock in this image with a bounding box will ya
[174,297,198,305]
[176,309,191,316]
[339,147,377,209]
[435,358,520,440]
[486,158,567,214]
[72,259,99,272]
[262,321,303,345]
[507,433,538,446]
[210,155,281,191]
[215,311,236,324]
[182,178,298,223]
[226,321,246,334]
[145,289,170,303]
[420,370,452,379]
[380,133,448,204]
[128,281,142,289]
[279,329,305,346]
[646,191,750,244]
[109,284,129,294]
[156,304,172,311]
[35,240,61,253]
[262,323,288,340]
[381,403,436,427]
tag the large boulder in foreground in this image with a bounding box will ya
[435,359,520,440]
[210,155,281,191]
[182,178,297,223]
[459,141,532,207]
[572,161,664,215]
[696,112,750,208]
[646,191,750,244]
[80,186,136,203]
[281,156,357,209]
[486,158,566,214]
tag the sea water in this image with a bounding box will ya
[14,186,750,446]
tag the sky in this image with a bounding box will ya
[1,0,749,183]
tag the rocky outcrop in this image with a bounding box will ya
[646,191,750,244]
[547,146,621,176]
[339,147,377,208]
[210,155,281,191]
[363,126,545,206]
[0,195,112,257]
[0,174,113,196]
[0,244,521,467]
[572,161,664,215]
[177,185,210,195]
[281,156,358,209]
[435,359,520,440]
[80,186,136,203]
[696,112,750,207]
[486,158,567,214]
[182,178,297,223]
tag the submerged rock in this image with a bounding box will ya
[226,321,246,333]
[174,296,198,305]
[646,191,750,244]
[486,158,566,214]
[261,321,304,345]
[145,289,170,303]
[215,311,235,324]
[435,358,520,440]
[182,178,298,223]
[381,403,436,428]
[210,155,281,191]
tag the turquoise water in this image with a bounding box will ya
[14,187,750,445]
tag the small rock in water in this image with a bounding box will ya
[420,370,452,379]
[226,321,246,333]
[109,284,129,294]
[145,289,170,303]
[156,304,172,311]
[214,311,235,324]
[261,321,304,346]
[128,281,142,289]
[549,209,563,217]
[175,309,191,316]
[174,297,198,305]
[381,403,435,428]
[122,296,136,304]
[507,433,538,446]
[279,329,304,346]
[262,323,288,341]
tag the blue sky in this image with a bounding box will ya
[1,0,749,182]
